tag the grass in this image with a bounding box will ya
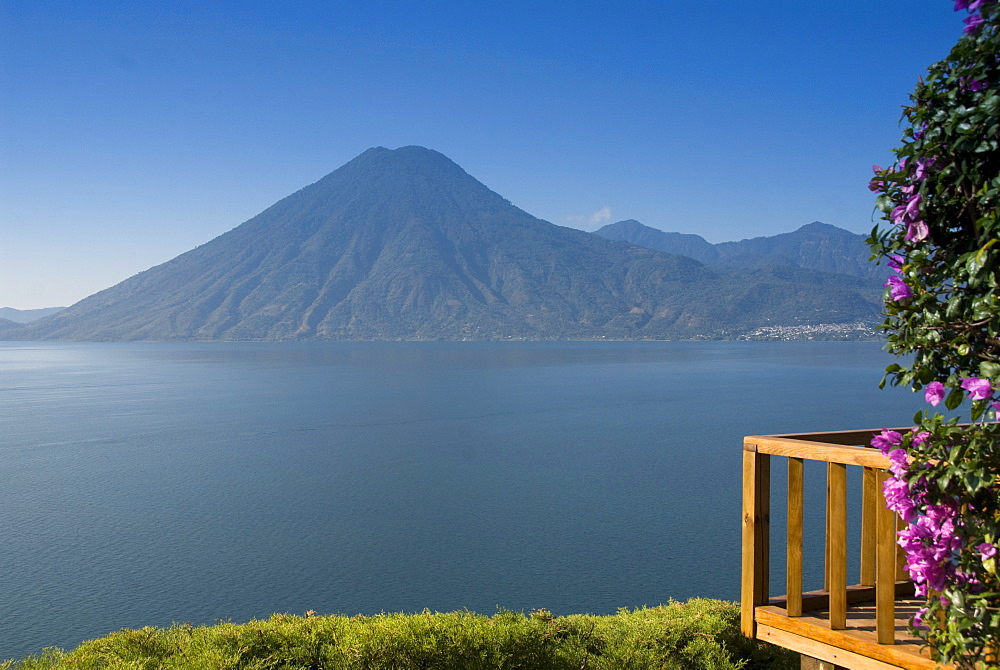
[2,599,798,670]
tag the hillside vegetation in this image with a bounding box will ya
[4,600,796,670]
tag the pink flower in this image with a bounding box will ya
[898,502,963,594]
[964,13,985,32]
[960,76,988,92]
[905,220,930,242]
[883,476,917,522]
[925,382,946,406]
[890,204,907,224]
[887,447,909,476]
[868,165,887,192]
[872,429,903,454]
[978,542,998,560]
[886,275,914,301]
[913,159,935,181]
[961,377,992,400]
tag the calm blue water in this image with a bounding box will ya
[1,341,917,659]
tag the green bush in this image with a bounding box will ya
[2,599,796,670]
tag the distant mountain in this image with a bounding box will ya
[0,306,66,323]
[5,147,882,341]
[0,317,19,331]
[590,220,719,264]
[593,220,879,280]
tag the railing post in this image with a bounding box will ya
[826,462,847,629]
[860,466,877,586]
[876,469,897,644]
[787,457,804,617]
[742,445,770,637]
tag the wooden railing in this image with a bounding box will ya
[741,429,916,657]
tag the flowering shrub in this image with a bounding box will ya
[868,1,1000,665]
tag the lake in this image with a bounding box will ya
[1,341,917,659]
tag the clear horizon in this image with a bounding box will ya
[1,1,965,309]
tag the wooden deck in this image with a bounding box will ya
[740,429,948,670]
[754,593,938,670]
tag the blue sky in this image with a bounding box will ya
[0,1,966,309]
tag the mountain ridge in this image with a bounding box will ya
[0,306,66,323]
[593,219,879,280]
[5,147,882,341]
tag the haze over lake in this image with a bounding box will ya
[2,341,917,659]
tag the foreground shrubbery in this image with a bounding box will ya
[3,599,795,670]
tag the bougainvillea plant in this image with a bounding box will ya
[868,1,1000,666]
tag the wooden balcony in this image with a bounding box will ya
[740,428,946,670]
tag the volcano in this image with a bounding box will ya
[7,146,881,341]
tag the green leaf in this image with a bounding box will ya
[945,388,965,411]
[972,298,992,320]
[963,472,981,493]
[981,94,1000,116]
[968,253,985,274]
[980,361,1000,379]
[976,239,997,259]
